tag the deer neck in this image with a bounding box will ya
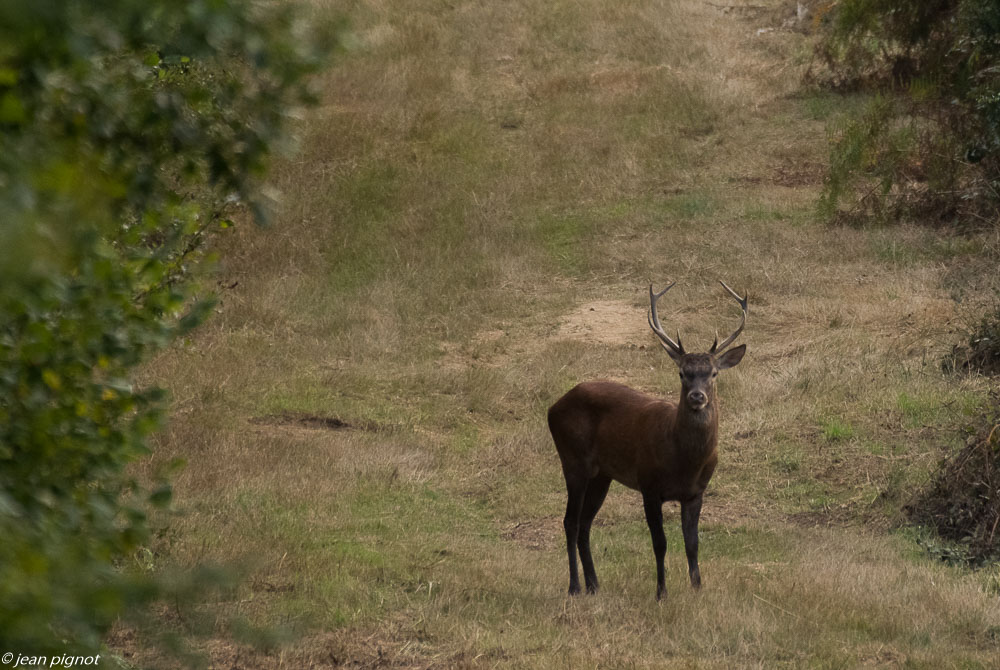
[673,400,718,452]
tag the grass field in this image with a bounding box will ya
[131,0,1000,667]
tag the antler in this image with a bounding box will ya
[709,280,748,354]
[648,282,685,357]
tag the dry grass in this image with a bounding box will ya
[128,0,1000,667]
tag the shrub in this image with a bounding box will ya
[905,395,1000,565]
[0,0,333,657]
[946,303,1000,376]
[815,0,1000,225]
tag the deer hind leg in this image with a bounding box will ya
[681,494,703,588]
[578,474,612,594]
[562,475,588,595]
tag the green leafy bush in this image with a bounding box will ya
[906,393,1000,565]
[815,0,1000,225]
[0,0,332,657]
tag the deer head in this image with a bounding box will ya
[647,281,748,413]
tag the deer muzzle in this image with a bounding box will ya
[687,390,708,411]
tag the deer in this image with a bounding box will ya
[547,281,748,600]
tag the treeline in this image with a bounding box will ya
[0,0,333,658]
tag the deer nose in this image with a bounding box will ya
[688,390,707,407]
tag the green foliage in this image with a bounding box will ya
[947,302,1000,375]
[906,394,1000,565]
[818,94,915,220]
[816,0,1000,225]
[0,0,333,657]
[821,416,855,441]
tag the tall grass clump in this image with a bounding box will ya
[947,302,1000,376]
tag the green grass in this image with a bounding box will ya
[127,0,1000,666]
[663,191,718,219]
[535,211,597,275]
[798,90,871,122]
[770,449,802,474]
[821,416,855,442]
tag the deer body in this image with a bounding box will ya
[548,283,747,599]
[549,381,717,498]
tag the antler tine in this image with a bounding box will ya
[648,282,684,355]
[710,280,748,354]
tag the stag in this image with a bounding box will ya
[547,281,748,599]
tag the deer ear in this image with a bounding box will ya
[716,344,746,370]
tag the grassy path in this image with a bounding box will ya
[140,0,1000,667]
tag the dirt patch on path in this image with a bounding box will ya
[502,516,562,551]
[438,299,648,373]
[555,300,648,347]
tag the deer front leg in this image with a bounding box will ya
[642,490,667,600]
[681,494,703,589]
